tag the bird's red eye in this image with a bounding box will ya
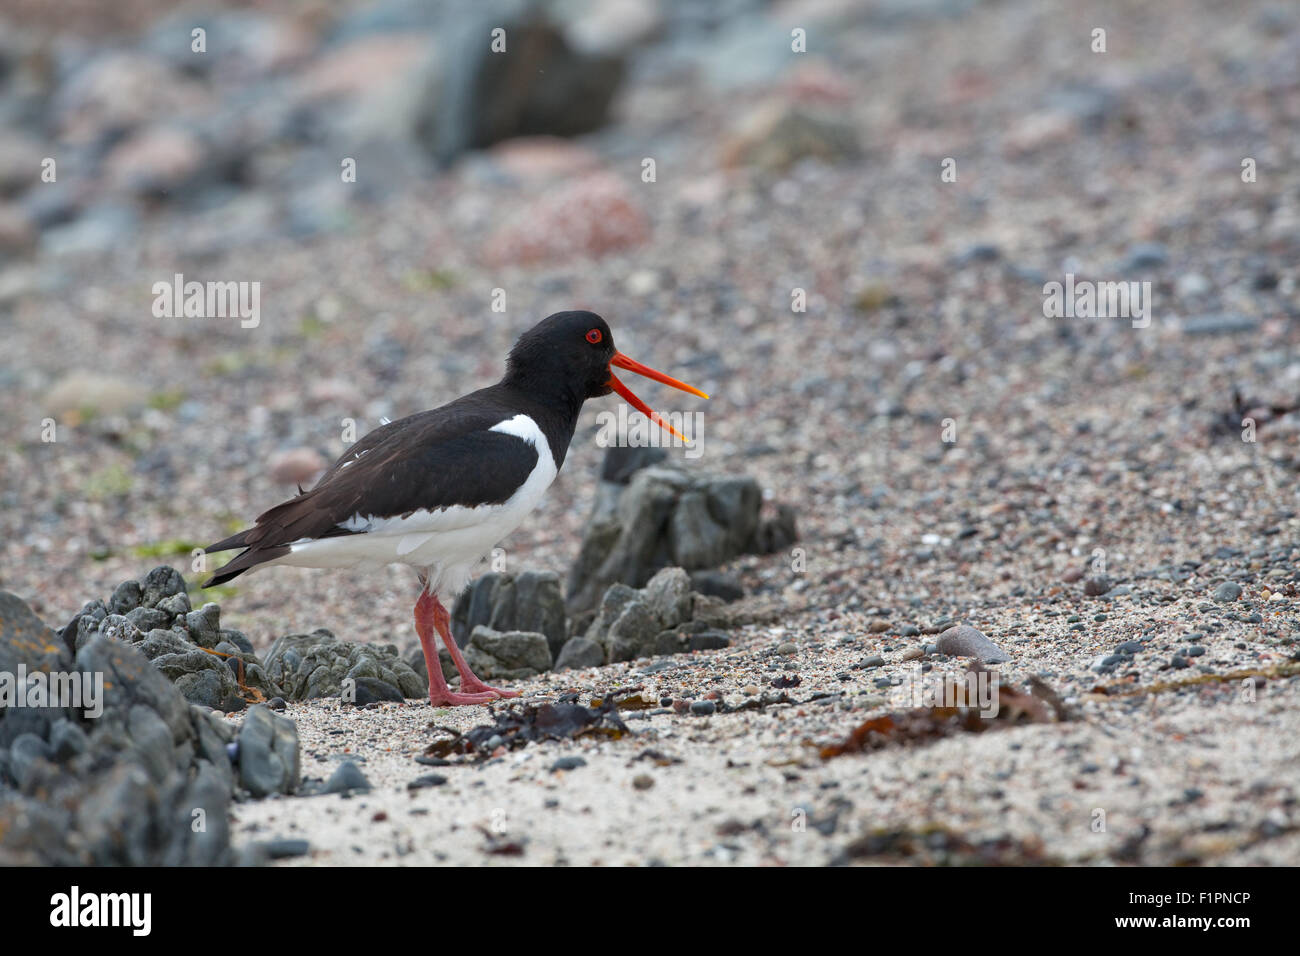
[586,329,602,344]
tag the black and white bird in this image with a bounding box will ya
[203,310,708,706]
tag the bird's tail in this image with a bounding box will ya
[203,529,288,587]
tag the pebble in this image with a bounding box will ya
[777,641,799,656]
[1213,582,1243,602]
[407,774,448,790]
[1084,575,1113,596]
[632,774,655,791]
[262,839,311,860]
[934,625,1011,664]
[551,756,587,772]
[900,646,925,661]
[323,760,372,795]
[689,700,717,716]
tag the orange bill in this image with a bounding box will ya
[608,351,710,442]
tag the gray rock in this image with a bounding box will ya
[137,627,193,660]
[323,760,372,795]
[67,601,109,652]
[554,636,605,670]
[352,676,405,704]
[934,625,1011,664]
[140,566,187,608]
[600,444,667,483]
[566,455,792,616]
[451,569,567,659]
[96,614,142,644]
[669,489,731,568]
[8,732,52,788]
[688,630,731,652]
[642,566,693,628]
[125,606,170,634]
[108,580,143,615]
[126,704,175,784]
[752,504,798,553]
[462,626,552,679]
[184,603,222,648]
[48,718,89,760]
[602,599,662,662]
[566,466,685,615]
[1,594,240,865]
[689,570,745,602]
[1213,581,1242,602]
[77,633,192,742]
[153,649,247,712]
[236,704,300,797]
[512,570,568,659]
[155,592,192,618]
[219,629,254,654]
[705,477,762,555]
[0,591,67,677]
[264,629,427,701]
[423,7,625,164]
[1084,575,1113,596]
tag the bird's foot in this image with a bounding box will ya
[428,688,500,707]
[458,680,520,699]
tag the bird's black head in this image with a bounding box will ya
[503,309,708,436]
[505,310,617,402]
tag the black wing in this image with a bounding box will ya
[203,388,538,585]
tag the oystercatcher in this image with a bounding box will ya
[203,311,708,706]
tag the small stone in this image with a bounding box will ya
[777,641,798,656]
[632,774,655,790]
[323,760,372,795]
[262,839,311,860]
[551,756,587,772]
[868,619,891,633]
[1084,575,1113,596]
[1213,582,1243,603]
[934,625,1011,663]
[407,774,448,790]
[900,646,925,661]
[689,700,716,716]
[554,636,605,670]
[862,655,885,669]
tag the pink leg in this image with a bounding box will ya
[414,590,497,706]
[427,592,520,699]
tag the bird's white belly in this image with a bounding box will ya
[266,414,558,599]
